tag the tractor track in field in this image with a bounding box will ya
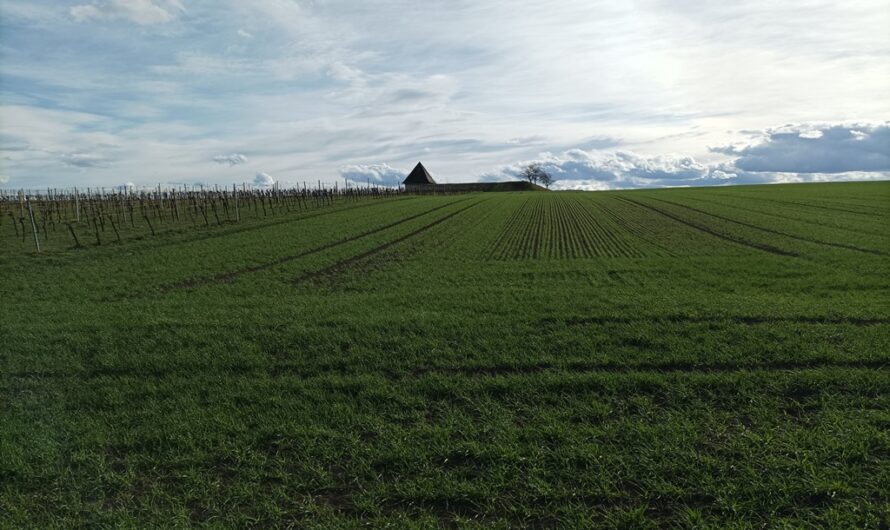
[292,199,484,285]
[15,357,888,382]
[119,197,412,254]
[652,198,888,256]
[687,195,889,238]
[617,197,798,257]
[33,313,888,336]
[807,198,890,213]
[730,195,886,217]
[157,199,469,292]
[593,199,675,256]
[539,314,890,327]
[406,358,890,379]
[484,196,531,260]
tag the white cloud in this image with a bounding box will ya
[0,175,9,184]
[550,179,613,191]
[69,5,103,22]
[711,123,890,173]
[254,172,275,188]
[0,2,64,23]
[60,152,112,168]
[797,130,823,139]
[339,163,406,187]
[212,153,248,166]
[237,29,253,39]
[70,0,184,25]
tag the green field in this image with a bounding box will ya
[2,181,889,528]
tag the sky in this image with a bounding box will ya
[1,0,889,190]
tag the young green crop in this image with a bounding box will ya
[2,181,889,528]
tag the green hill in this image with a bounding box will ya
[2,181,889,528]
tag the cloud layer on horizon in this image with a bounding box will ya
[481,150,750,190]
[481,123,890,190]
[339,163,406,187]
[711,123,890,174]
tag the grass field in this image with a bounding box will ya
[2,181,889,528]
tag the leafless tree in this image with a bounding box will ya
[521,163,553,188]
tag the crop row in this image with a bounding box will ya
[485,195,649,260]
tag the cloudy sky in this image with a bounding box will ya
[1,0,888,190]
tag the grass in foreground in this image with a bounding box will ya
[2,181,889,528]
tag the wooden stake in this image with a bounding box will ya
[65,222,82,248]
[26,199,40,253]
[234,184,240,222]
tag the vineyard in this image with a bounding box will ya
[0,185,400,252]
[2,181,889,528]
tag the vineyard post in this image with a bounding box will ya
[234,184,240,222]
[92,216,101,245]
[64,222,81,248]
[75,187,80,222]
[26,199,40,253]
[144,213,156,235]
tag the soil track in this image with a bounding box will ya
[292,200,484,285]
[160,199,469,291]
[407,358,890,379]
[689,195,889,238]
[738,195,884,217]
[12,356,888,382]
[618,197,797,257]
[653,198,887,256]
[539,314,890,327]
[105,197,412,256]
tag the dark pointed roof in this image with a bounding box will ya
[403,162,436,185]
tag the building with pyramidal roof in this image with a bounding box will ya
[402,161,547,193]
[402,162,436,189]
